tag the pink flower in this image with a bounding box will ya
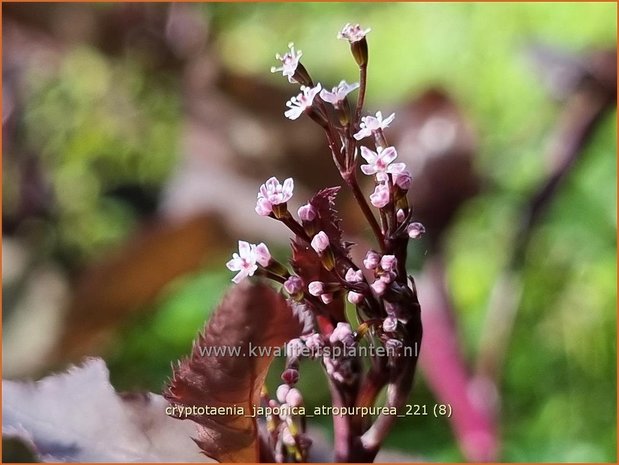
[329,322,355,346]
[385,338,403,352]
[276,384,290,403]
[284,275,304,295]
[345,268,364,283]
[383,316,398,333]
[308,281,325,296]
[319,80,359,105]
[287,338,305,358]
[256,177,294,216]
[380,255,397,272]
[311,231,330,254]
[360,146,406,176]
[371,279,387,296]
[347,291,364,305]
[407,222,426,239]
[284,84,322,120]
[285,387,304,407]
[396,209,406,223]
[298,203,317,222]
[304,333,324,353]
[271,43,302,83]
[254,243,272,267]
[394,169,412,190]
[369,183,390,208]
[354,111,395,140]
[337,23,371,43]
[363,250,380,270]
[226,241,271,283]
[320,293,334,304]
[282,427,296,446]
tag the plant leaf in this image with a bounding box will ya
[2,358,207,462]
[164,281,307,462]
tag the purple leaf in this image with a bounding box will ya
[2,358,207,462]
[164,281,307,462]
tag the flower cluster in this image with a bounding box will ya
[227,22,424,463]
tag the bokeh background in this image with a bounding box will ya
[3,2,616,462]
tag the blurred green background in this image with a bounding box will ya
[3,2,616,462]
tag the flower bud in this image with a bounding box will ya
[382,316,398,333]
[329,322,355,347]
[311,231,330,254]
[286,338,305,358]
[371,279,387,296]
[281,368,299,385]
[363,250,381,270]
[407,222,426,239]
[347,291,364,305]
[396,209,406,223]
[385,338,403,352]
[380,255,397,272]
[298,203,317,222]
[282,426,296,447]
[285,387,304,407]
[276,384,290,403]
[308,281,325,296]
[345,268,364,283]
[284,276,304,295]
[304,333,325,354]
[320,293,334,304]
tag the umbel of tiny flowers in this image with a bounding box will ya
[226,240,271,284]
[256,176,295,218]
[285,84,322,120]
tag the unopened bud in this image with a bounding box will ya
[311,231,330,254]
[285,387,304,407]
[330,322,355,347]
[281,368,299,385]
[347,291,364,305]
[382,316,398,333]
[298,203,317,222]
[371,279,387,296]
[407,222,426,239]
[363,250,381,270]
[276,384,291,403]
[308,281,325,296]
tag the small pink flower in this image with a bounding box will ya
[347,291,364,305]
[308,281,325,296]
[298,203,317,222]
[271,43,302,83]
[394,169,412,190]
[337,23,371,43]
[363,250,380,270]
[284,84,322,120]
[380,271,396,284]
[407,222,426,239]
[354,111,396,140]
[330,322,355,346]
[345,268,364,283]
[371,278,387,296]
[284,275,304,295]
[319,80,359,105]
[256,177,294,215]
[226,241,270,283]
[370,183,390,208]
[360,146,406,176]
[304,333,324,353]
[321,293,334,304]
[396,209,406,223]
[385,338,403,352]
[311,231,330,254]
[383,316,398,333]
[285,387,304,407]
[380,255,397,272]
[276,384,290,403]
[254,242,272,267]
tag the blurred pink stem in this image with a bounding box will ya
[418,255,499,461]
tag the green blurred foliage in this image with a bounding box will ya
[9,2,616,462]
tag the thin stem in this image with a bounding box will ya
[354,64,368,123]
[345,173,385,252]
